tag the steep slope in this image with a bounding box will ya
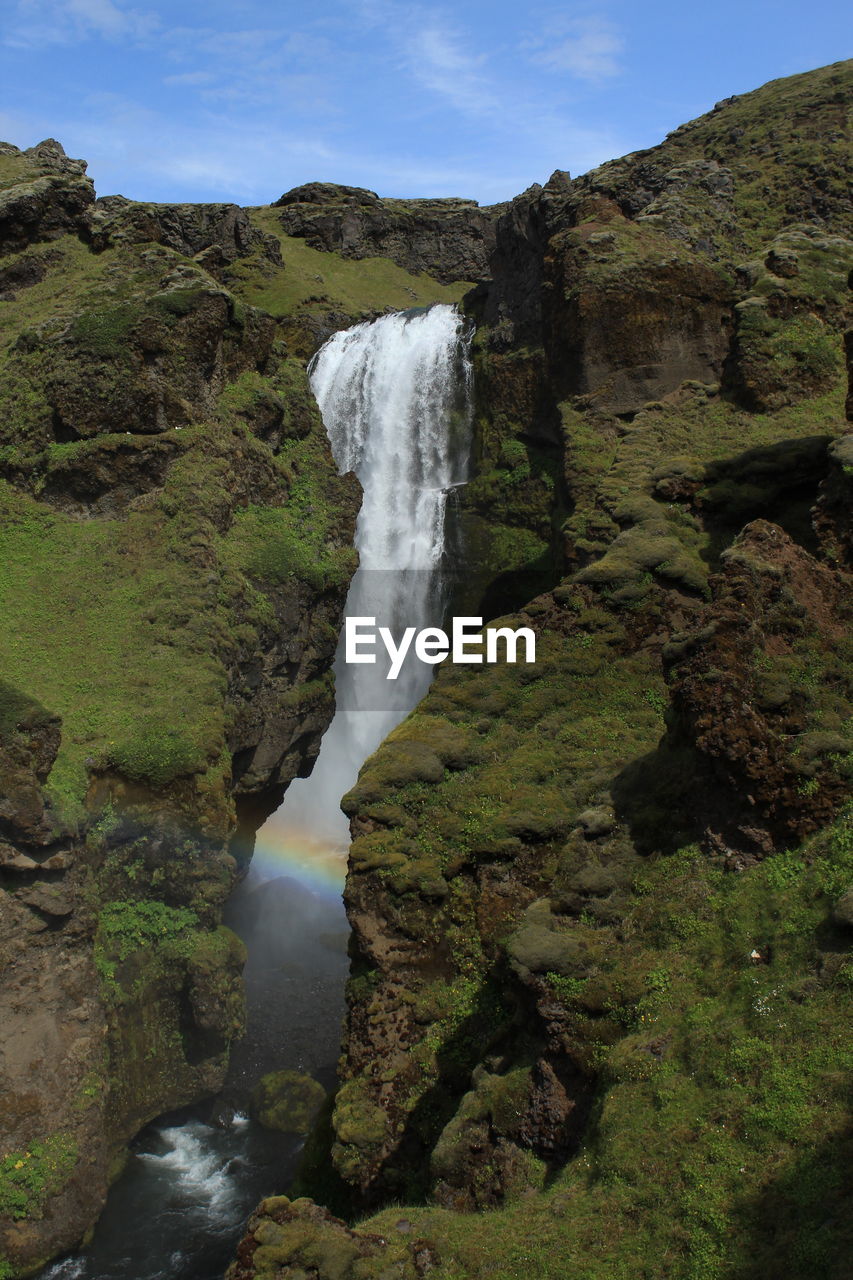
[228,60,853,1280]
[0,142,468,1274]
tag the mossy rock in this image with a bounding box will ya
[575,528,704,592]
[333,1080,388,1149]
[575,806,617,838]
[342,739,444,812]
[420,717,483,770]
[504,806,570,842]
[507,899,586,976]
[0,678,55,741]
[250,1070,326,1135]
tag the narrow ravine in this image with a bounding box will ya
[38,305,472,1280]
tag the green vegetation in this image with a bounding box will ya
[356,812,853,1279]
[3,62,853,1280]
[318,81,853,1254]
[94,899,200,996]
[565,381,847,583]
[235,207,469,318]
[0,150,42,191]
[69,302,143,358]
[0,479,227,824]
[0,1136,78,1222]
[251,1071,327,1135]
[0,244,358,826]
[97,899,199,961]
[584,60,852,254]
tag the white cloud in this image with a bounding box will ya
[6,0,157,46]
[152,23,342,117]
[404,26,497,116]
[531,17,624,83]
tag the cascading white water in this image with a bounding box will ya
[266,302,473,852]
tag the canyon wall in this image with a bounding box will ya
[0,139,467,1273]
[230,59,853,1280]
[0,56,851,1280]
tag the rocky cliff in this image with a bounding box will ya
[0,139,466,1274]
[229,59,853,1280]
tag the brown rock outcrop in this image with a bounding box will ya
[88,195,283,275]
[665,519,853,857]
[274,181,499,283]
[0,139,94,254]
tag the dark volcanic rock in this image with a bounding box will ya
[0,139,94,254]
[0,248,55,299]
[274,181,499,283]
[475,179,733,414]
[89,196,282,273]
[544,218,733,413]
[0,683,63,849]
[813,430,853,569]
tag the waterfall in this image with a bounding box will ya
[264,302,473,855]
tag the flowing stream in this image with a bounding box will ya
[41,304,472,1280]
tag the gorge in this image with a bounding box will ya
[32,303,473,1280]
[0,57,851,1280]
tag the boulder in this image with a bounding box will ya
[250,1070,326,1135]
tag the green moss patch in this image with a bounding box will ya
[251,1071,326,1135]
[0,1135,78,1223]
[231,208,469,320]
[358,810,853,1279]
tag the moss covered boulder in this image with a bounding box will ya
[250,1071,326,1135]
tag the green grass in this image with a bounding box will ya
[97,899,200,961]
[583,60,853,256]
[0,152,36,189]
[232,207,470,317]
[0,481,226,825]
[354,812,853,1279]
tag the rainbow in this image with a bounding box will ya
[251,812,349,898]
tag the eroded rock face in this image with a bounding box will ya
[247,65,853,1277]
[88,196,283,276]
[4,268,275,454]
[0,689,61,850]
[545,220,733,413]
[0,140,94,254]
[813,430,853,568]
[665,520,853,857]
[4,58,853,1280]
[0,141,360,1272]
[274,181,500,284]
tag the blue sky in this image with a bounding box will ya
[0,1,849,205]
